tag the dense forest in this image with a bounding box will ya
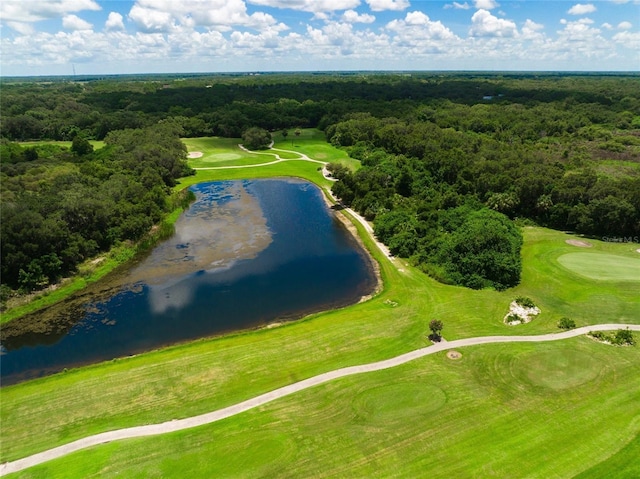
[1,121,193,294]
[1,73,639,293]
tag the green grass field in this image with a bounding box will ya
[2,132,639,477]
[18,140,105,150]
[557,252,640,281]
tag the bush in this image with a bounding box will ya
[558,317,576,330]
[589,329,635,346]
[515,296,536,308]
[613,328,635,346]
[506,313,522,324]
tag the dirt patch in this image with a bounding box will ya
[446,350,462,360]
[188,151,203,159]
[566,239,592,248]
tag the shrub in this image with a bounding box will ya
[613,328,635,346]
[558,317,576,330]
[506,313,522,324]
[589,331,608,341]
[515,296,536,308]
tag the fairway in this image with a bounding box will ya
[557,252,640,281]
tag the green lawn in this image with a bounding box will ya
[8,339,640,478]
[18,140,105,150]
[2,134,639,477]
[272,129,360,170]
[181,137,276,168]
[557,252,640,281]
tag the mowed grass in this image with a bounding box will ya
[557,252,640,281]
[9,339,640,478]
[18,140,105,150]
[1,135,639,476]
[273,128,360,170]
[181,137,276,168]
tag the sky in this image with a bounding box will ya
[1,0,639,76]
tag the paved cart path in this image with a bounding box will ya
[2,324,639,476]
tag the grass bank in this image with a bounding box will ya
[0,190,194,325]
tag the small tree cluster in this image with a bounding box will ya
[241,127,272,150]
[589,329,635,346]
[429,319,443,342]
[613,328,635,346]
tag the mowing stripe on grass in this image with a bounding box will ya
[557,253,640,281]
[2,323,638,476]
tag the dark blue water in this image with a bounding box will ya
[1,179,376,385]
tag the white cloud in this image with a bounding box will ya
[105,12,125,31]
[247,0,360,13]
[470,9,517,37]
[129,5,175,33]
[342,10,375,23]
[474,0,499,10]
[1,0,638,74]
[129,0,280,32]
[444,2,470,10]
[386,11,458,48]
[62,14,92,31]
[0,0,100,23]
[602,22,613,29]
[567,4,597,15]
[5,21,35,34]
[366,0,411,12]
[522,19,544,40]
[613,30,640,50]
[618,21,633,29]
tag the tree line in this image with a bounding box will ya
[1,121,194,294]
[1,72,638,292]
[325,106,638,288]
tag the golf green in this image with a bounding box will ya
[557,253,640,281]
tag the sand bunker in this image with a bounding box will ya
[636,249,640,254]
[188,151,203,159]
[566,239,592,248]
[446,350,462,360]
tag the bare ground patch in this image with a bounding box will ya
[446,350,462,360]
[188,151,204,159]
[565,239,592,248]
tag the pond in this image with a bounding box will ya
[1,179,377,385]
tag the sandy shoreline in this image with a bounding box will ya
[319,187,384,302]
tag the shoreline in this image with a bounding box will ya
[1,179,381,386]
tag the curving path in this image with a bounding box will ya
[193,144,394,260]
[193,144,325,170]
[2,324,639,475]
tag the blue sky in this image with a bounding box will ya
[1,0,638,76]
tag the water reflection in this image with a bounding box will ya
[1,179,376,385]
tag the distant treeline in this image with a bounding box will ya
[1,73,639,291]
[2,74,638,141]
